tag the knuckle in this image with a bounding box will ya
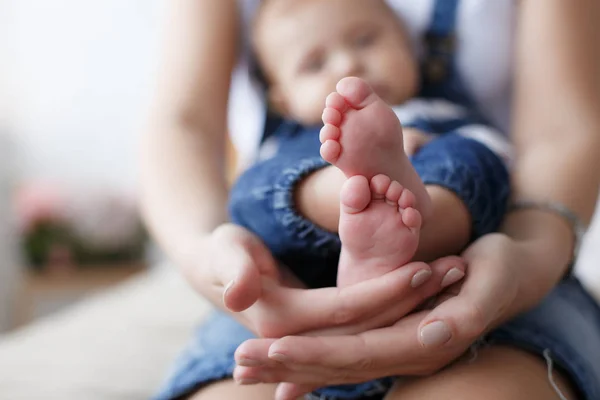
[331,303,354,326]
[330,293,356,326]
[346,336,373,371]
[331,368,352,384]
[332,306,354,326]
[350,355,373,371]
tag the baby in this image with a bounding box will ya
[229,0,511,288]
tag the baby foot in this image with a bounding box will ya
[337,174,422,287]
[320,77,432,218]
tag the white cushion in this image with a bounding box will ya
[0,267,211,400]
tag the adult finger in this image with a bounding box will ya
[238,312,464,385]
[417,249,519,349]
[240,362,397,389]
[255,261,434,336]
[306,255,466,336]
[236,338,277,367]
[212,225,280,312]
[234,364,327,386]
[266,312,428,370]
[220,247,264,312]
[236,340,346,385]
[237,338,361,378]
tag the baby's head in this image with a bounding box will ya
[253,0,419,125]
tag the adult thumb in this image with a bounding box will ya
[417,294,490,349]
[222,251,263,312]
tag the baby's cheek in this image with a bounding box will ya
[290,88,328,125]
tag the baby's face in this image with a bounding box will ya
[255,0,419,125]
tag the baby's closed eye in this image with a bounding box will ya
[352,29,379,48]
[299,51,326,75]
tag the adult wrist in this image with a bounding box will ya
[502,201,584,285]
[508,200,587,267]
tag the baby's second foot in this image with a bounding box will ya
[337,174,421,287]
[320,77,431,218]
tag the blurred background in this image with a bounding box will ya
[0,1,599,399]
[0,0,164,331]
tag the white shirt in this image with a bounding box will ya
[229,0,516,168]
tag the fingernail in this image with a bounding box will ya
[420,321,452,348]
[269,352,290,363]
[441,268,464,288]
[237,358,263,367]
[223,280,235,300]
[411,269,432,288]
[237,378,260,385]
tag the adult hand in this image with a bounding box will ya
[233,233,546,399]
[186,223,465,339]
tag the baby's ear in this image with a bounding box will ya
[267,85,289,116]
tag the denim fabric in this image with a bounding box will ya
[229,121,510,285]
[486,276,600,400]
[411,133,510,239]
[154,277,600,400]
[228,122,340,288]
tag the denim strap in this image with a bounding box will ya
[429,0,460,36]
[422,0,460,85]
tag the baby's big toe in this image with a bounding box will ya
[340,175,371,214]
[336,77,377,109]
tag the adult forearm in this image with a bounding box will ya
[512,0,600,222]
[502,134,600,305]
[140,121,229,270]
[511,127,600,224]
[502,0,600,304]
[138,0,239,271]
[513,0,600,223]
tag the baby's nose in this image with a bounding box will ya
[334,53,364,77]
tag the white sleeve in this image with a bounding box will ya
[391,99,470,125]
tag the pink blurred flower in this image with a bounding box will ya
[15,183,67,233]
[65,191,142,250]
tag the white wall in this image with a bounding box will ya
[5,0,164,191]
[577,200,600,297]
[0,134,20,332]
[1,0,12,127]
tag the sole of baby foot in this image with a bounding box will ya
[337,174,422,287]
